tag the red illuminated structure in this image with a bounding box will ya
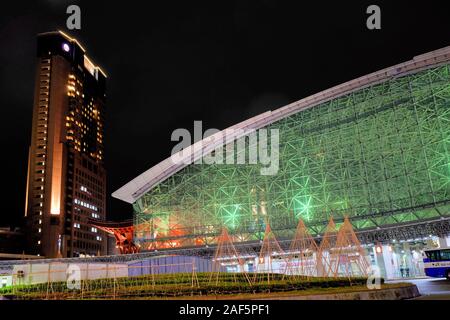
[88,219,139,254]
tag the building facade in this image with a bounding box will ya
[113,47,450,254]
[25,31,107,258]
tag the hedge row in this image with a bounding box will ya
[1,274,381,299]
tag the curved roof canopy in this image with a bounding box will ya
[113,46,450,204]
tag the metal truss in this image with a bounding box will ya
[133,64,450,249]
[356,217,450,244]
[1,219,448,267]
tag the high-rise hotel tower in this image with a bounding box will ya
[25,31,107,258]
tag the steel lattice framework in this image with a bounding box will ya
[132,63,450,249]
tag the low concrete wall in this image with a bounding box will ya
[11,262,128,285]
[257,284,420,300]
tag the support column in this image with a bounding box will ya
[438,237,448,249]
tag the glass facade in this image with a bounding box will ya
[133,64,450,250]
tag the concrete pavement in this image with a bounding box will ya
[387,278,450,300]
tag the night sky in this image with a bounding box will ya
[0,1,449,227]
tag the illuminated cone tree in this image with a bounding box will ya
[284,218,319,279]
[209,227,251,285]
[254,222,286,284]
[317,217,338,277]
[330,216,370,278]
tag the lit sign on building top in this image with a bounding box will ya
[62,42,70,52]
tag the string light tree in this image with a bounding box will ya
[284,218,319,280]
[317,216,339,277]
[254,220,287,284]
[330,216,371,278]
[209,227,252,286]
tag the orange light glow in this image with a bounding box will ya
[50,143,63,215]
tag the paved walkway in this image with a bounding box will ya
[387,278,450,300]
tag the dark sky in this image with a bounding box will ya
[0,0,449,226]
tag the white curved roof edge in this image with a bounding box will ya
[113,46,450,204]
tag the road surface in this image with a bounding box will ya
[388,278,450,300]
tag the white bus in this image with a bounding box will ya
[423,248,450,279]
